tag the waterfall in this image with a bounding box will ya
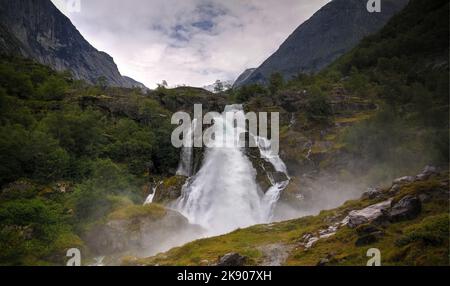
[144,181,163,205]
[257,136,288,174]
[256,137,290,221]
[176,119,197,177]
[175,105,291,236]
[261,180,290,221]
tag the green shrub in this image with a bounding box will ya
[36,75,68,100]
[0,124,70,185]
[305,91,332,123]
[396,214,449,246]
[0,199,74,265]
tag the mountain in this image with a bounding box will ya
[232,68,256,88]
[122,76,148,91]
[202,80,233,93]
[0,0,145,88]
[233,0,409,88]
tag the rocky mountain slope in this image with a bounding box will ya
[127,168,449,266]
[234,0,409,88]
[232,68,256,88]
[0,0,144,88]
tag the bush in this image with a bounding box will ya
[269,72,284,95]
[305,91,332,123]
[396,214,449,246]
[0,124,70,185]
[69,159,142,223]
[36,76,68,100]
[105,118,155,175]
[39,108,105,157]
[0,199,73,265]
[0,62,34,99]
[235,84,267,103]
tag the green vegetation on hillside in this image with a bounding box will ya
[0,56,181,265]
[230,0,448,184]
[0,0,448,266]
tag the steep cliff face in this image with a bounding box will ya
[0,0,144,88]
[233,68,256,88]
[234,0,409,88]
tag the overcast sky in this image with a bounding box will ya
[51,0,330,88]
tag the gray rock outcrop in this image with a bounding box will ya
[0,0,145,88]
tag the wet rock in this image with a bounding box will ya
[304,237,319,249]
[389,184,401,195]
[302,233,314,241]
[343,200,392,228]
[319,225,338,238]
[388,195,422,222]
[84,205,203,256]
[271,171,289,184]
[216,253,247,266]
[415,166,438,181]
[317,258,330,266]
[393,176,415,185]
[361,187,383,199]
[347,215,369,228]
[152,176,187,204]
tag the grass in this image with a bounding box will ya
[108,203,166,221]
[128,174,449,266]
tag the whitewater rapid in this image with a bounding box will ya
[175,105,290,236]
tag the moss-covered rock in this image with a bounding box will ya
[152,175,187,204]
[84,203,203,262]
[107,204,166,221]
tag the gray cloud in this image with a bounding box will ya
[52,0,330,88]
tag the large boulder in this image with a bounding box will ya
[361,187,383,200]
[216,253,247,266]
[84,204,203,258]
[388,195,422,222]
[354,224,384,246]
[393,176,415,185]
[415,166,439,181]
[347,215,369,228]
[152,176,187,204]
[343,200,392,228]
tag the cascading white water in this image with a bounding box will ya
[257,137,288,174]
[176,119,197,177]
[256,137,290,221]
[175,105,290,236]
[144,181,163,205]
[261,180,289,221]
[176,107,262,235]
